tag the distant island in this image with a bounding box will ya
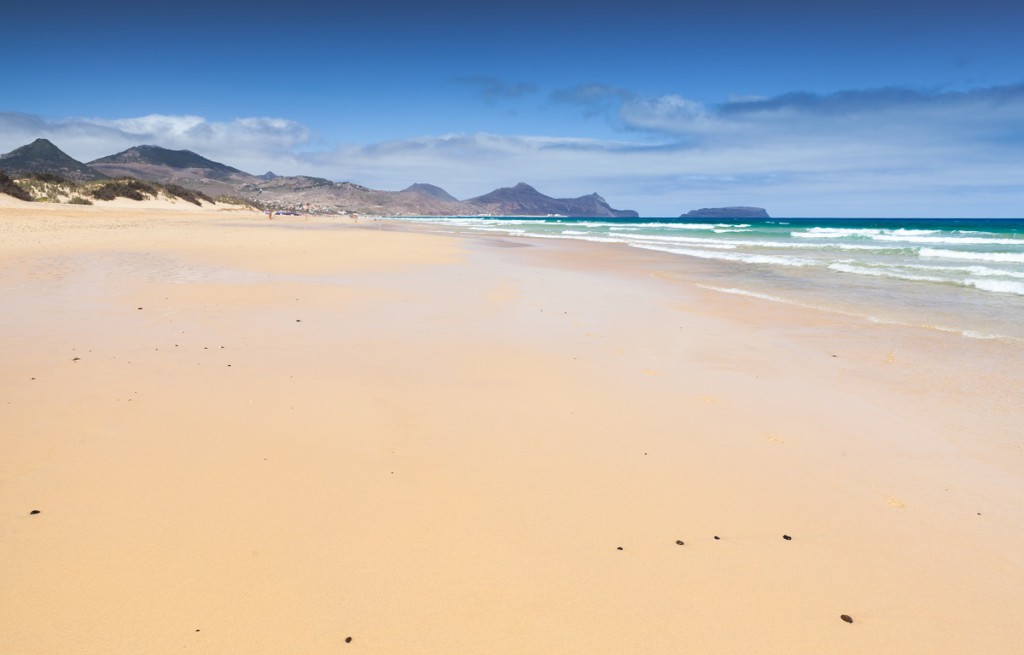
[682,206,770,219]
[0,138,638,218]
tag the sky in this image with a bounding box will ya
[2,0,1023,216]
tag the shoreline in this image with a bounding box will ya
[2,203,1022,653]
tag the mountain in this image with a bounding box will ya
[89,145,254,196]
[468,182,638,218]
[4,139,640,217]
[91,145,244,174]
[402,183,459,203]
[682,206,770,219]
[0,139,107,181]
[242,178,637,217]
[239,177,472,216]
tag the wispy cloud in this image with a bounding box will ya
[618,84,1024,147]
[289,83,1024,216]
[549,83,634,118]
[451,76,538,105]
[3,82,1024,216]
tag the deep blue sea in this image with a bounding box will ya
[394,216,1024,343]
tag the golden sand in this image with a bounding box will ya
[1,200,1022,653]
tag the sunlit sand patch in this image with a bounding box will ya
[485,282,521,306]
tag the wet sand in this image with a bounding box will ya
[1,201,1022,654]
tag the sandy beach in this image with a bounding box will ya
[2,200,1022,654]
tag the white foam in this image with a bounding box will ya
[613,233,888,252]
[966,278,1024,295]
[511,232,626,244]
[632,239,737,250]
[961,330,1015,341]
[793,227,883,238]
[634,244,815,267]
[828,262,949,283]
[470,227,528,235]
[696,285,788,303]
[665,223,733,230]
[919,248,1024,264]
[830,263,1024,295]
[689,287,1022,343]
[900,263,1024,279]
[889,229,940,236]
[872,234,1023,245]
[611,222,700,229]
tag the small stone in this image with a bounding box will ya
[72,357,80,362]
[29,510,41,515]
[345,636,352,643]
[840,614,853,624]
[675,540,684,545]
[783,535,792,540]
[714,536,720,540]
[296,319,302,322]
[137,307,143,310]
[616,546,624,551]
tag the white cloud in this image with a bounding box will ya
[3,83,1024,217]
[0,113,311,174]
[619,95,714,135]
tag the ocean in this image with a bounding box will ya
[393,216,1024,343]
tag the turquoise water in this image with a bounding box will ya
[395,216,1024,342]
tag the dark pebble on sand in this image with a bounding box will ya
[345,637,352,643]
[714,536,720,540]
[296,319,302,322]
[840,614,854,623]
[617,546,624,551]
[783,535,792,540]
[72,357,80,362]
[137,307,143,310]
[675,540,684,546]
[30,510,41,515]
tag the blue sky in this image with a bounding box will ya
[3,0,1023,216]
